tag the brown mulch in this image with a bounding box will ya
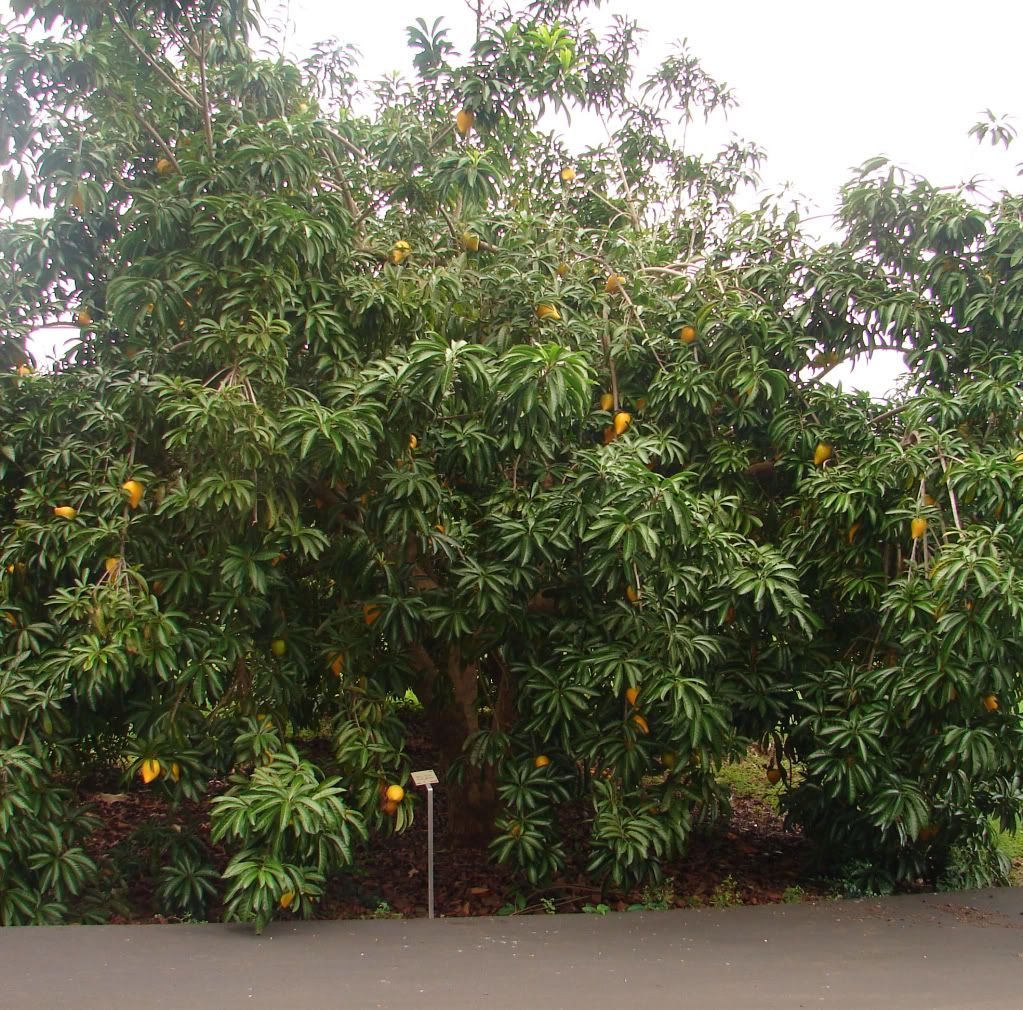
[77,731,822,923]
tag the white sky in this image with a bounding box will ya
[21,0,1023,398]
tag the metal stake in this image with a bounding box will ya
[426,782,435,920]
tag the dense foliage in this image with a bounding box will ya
[2,0,1023,929]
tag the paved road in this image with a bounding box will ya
[2,889,1022,1009]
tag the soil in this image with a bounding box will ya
[79,725,826,924]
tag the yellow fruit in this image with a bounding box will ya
[279,891,295,909]
[556,262,569,277]
[409,433,418,450]
[625,686,640,707]
[613,411,632,436]
[462,231,480,252]
[600,392,614,411]
[156,157,174,175]
[923,494,936,507]
[604,274,625,294]
[560,167,576,183]
[536,303,561,321]
[626,585,640,604]
[847,523,861,544]
[76,308,92,326]
[104,557,121,575]
[390,240,411,266]
[16,364,33,376]
[911,516,928,540]
[363,603,382,626]
[170,762,181,782]
[270,638,286,657]
[330,653,344,676]
[766,767,781,785]
[631,713,650,734]
[1014,451,1023,463]
[455,108,475,136]
[381,799,399,815]
[679,325,697,343]
[53,506,77,520]
[983,694,999,712]
[534,755,550,768]
[813,442,832,467]
[140,759,161,784]
[385,784,405,803]
[122,479,145,509]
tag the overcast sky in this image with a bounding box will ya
[20,0,1023,396]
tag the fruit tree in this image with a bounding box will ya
[2,0,1023,929]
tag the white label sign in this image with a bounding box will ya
[411,769,439,787]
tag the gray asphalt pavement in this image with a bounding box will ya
[2,889,1022,1009]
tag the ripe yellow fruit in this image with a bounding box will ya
[390,240,411,265]
[560,167,576,183]
[631,713,650,734]
[455,108,475,136]
[536,303,561,321]
[104,557,121,575]
[600,392,614,411]
[385,784,405,803]
[16,364,33,376]
[847,523,861,544]
[76,308,92,326]
[766,767,781,785]
[613,411,632,436]
[140,759,161,784]
[679,325,697,343]
[270,638,286,657]
[409,433,418,450]
[813,442,832,467]
[604,274,625,294]
[534,755,550,768]
[170,762,181,782]
[53,506,77,520]
[626,585,640,604]
[1014,450,1023,463]
[556,262,569,277]
[363,603,382,626]
[330,653,344,676]
[625,686,640,707]
[279,891,295,909]
[983,694,999,712]
[911,516,928,540]
[122,479,145,509]
[156,157,174,175]
[462,231,480,252]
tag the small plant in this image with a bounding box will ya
[709,874,742,908]
[540,897,557,915]
[371,900,402,919]
[781,885,805,904]
[582,902,611,915]
[628,880,676,911]
[211,746,367,933]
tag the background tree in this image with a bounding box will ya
[2,0,1022,927]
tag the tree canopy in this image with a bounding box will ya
[2,0,1023,930]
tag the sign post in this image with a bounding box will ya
[411,769,439,919]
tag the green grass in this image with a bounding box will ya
[716,751,786,812]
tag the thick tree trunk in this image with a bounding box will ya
[410,642,513,848]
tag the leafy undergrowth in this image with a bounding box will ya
[78,733,835,924]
